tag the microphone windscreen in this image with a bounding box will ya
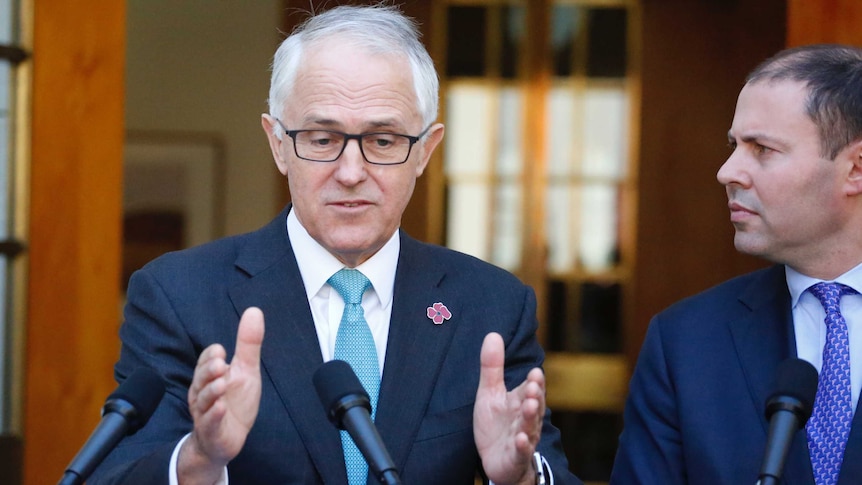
[313,360,369,414]
[767,358,818,420]
[107,367,166,429]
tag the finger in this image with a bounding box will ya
[529,369,547,418]
[520,370,546,405]
[520,394,543,431]
[478,332,505,392]
[196,343,227,369]
[191,396,230,458]
[507,368,545,408]
[193,375,228,414]
[526,367,546,391]
[520,394,544,449]
[189,345,228,400]
[233,307,265,370]
[514,431,536,457]
[190,358,229,409]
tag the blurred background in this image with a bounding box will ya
[0,0,858,484]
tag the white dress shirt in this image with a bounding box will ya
[787,262,862,413]
[288,208,398,373]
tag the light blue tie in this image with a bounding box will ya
[807,282,857,485]
[329,269,379,485]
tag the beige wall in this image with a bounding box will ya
[125,0,284,237]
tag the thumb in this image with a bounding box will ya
[233,307,265,369]
[478,332,505,392]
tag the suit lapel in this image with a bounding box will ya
[729,265,813,484]
[837,382,862,483]
[227,207,346,484]
[373,233,461,473]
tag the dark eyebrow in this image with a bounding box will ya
[728,130,788,149]
[367,119,400,129]
[299,118,406,132]
[301,118,338,128]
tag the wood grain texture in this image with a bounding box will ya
[788,0,862,47]
[24,1,126,483]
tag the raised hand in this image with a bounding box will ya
[474,332,545,485]
[178,307,265,484]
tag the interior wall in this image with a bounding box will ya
[630,0,786,361]
[125,0,284,237]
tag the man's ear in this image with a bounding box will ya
[845,139,862,196]
[261,114,289,176]
[414,123,445,177]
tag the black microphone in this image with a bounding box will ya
[58,367,166,485]
[313,360,401,485]
[756,358,818,485]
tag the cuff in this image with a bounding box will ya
[488,453,553,485]
[169,433,229,485]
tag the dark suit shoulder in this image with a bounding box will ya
[129,232,250,295]
[399,232,525,287]
[143,232,244,267]
[655,264,785,327]
[136,208,291,283]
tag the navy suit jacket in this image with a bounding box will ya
[90,207,581,485]
[610,264,862,484]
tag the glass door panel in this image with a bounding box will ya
[438,1,635,481]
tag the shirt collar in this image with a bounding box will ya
[286,207,399,308]
[785,261,862,308]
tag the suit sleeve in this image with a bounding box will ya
[501,285,584,485]
[610,315,687,485]
[89,267,201,485]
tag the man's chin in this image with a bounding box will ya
[733,234,769,259]
[324,239,383,267]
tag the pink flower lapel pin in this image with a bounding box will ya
[426,302,452,325]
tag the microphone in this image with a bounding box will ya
[58,367,166,485]
[756,358,818,485]
[313,360,401,485]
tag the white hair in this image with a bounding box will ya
[267,4,439,135]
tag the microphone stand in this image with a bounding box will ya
[379,469,402,485]
[57,472,82,485]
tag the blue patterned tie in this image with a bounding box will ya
[329,269,379,485]
[807,282,858,485]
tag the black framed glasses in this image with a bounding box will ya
[275,119,432,165]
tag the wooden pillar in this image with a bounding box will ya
[24,1,125,483]
[787,0,862,46]
[520,0,551,340]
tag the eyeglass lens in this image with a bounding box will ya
[295,130,413,164]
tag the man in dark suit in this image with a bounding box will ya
[90,5,581,485]
[611,44,862,484]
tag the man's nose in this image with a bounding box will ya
[333,138,369,182]
[716,149,750,188]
